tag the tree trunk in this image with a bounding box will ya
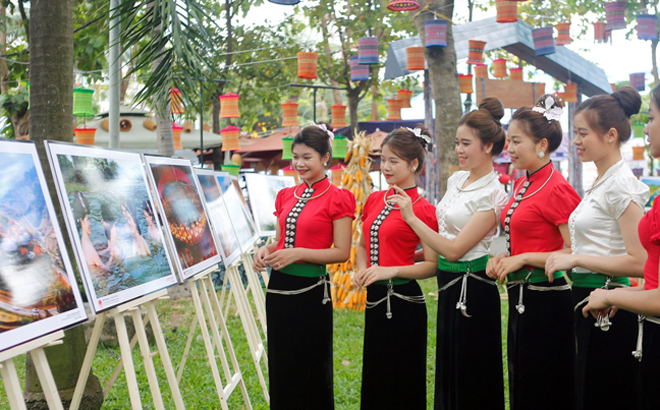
[27,1,103,408]
[413,0,462,196]
[149,2,174,156]
[370,67,379,121]
[652,39,659,86]
[347,88,360,135]
[0,3,8,96]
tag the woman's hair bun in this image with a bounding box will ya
[478,97,504,122]
[611,86,641,118]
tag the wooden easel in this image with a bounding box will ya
[241,252,268,336]
[175,266,253,410]
[0,331,66,410]
[69,289,184,410]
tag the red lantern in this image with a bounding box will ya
[467,40,487,65]
[492,58,507,78]
[221,125,241,151]
[281,101,299,127]
[387,0,420,11]
[496,0,517,23]
[386,98,402,121]
[555,22,572,45]
[594,21,611,43]
[170,88,184,114]
[397,89,413,108]
[563,82,578,103]
[283,165,299,184]
[172,123,183,149]
[406,46,425,71]
[219,92,240,118]
[331,164,347,186]
[459,74,473,94]
[633,146,646,161]
[605,1,627,31]
[473,63,488,78]
[331,103,348,128]
[510,67,523,81]
[74,127,96,145]
[297,52,319,79]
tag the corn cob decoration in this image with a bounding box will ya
[327,132,373,311]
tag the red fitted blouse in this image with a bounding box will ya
[273,177,355,251]
[639,198,660,290]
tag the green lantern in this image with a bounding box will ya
[73,88,95,117]
[26,81,30,109]
[282,137,294,160]
[332,135,348,159]
[221,164,241,177]
[632,122,645,139]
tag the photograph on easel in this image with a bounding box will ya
[0,140,87,352]
[144,156,221,280]
[194,169,242,267]
[215,172,260,250]
[45,142,178,313]
[244,173,296,237]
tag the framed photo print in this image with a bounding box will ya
[244,173,296,237]
[216,172,260,251]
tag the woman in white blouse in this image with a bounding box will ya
[546,86,649,410]
[390,97,508,410]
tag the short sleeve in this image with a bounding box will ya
[361,192,376,223]
[542,182,581,226]
[473,185,509,220]
[417,202,439,233]
[330,188,356,221]
[273,189,285,217]
[604,178,650,220]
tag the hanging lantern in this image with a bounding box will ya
[492,58,508,78]
[172,123,183,149]
[397,89,413,108]
[219,92,240,118]
[406,46,425,71]
[467,40,487,65]
[533,26,556,56]
[605,1,627,31]
[556,92,565,101]
[350,56,370,82]
[267,0,300,4]
[424,19,448,48]
[555,22,572,45]
[73,88,95,117]
[633,146,646,161]
[282,136,294,160]
[297,52,319,79]
[331,103,348,128]
[386,98,402,121]
[563,82,578,103]
[510,67,523,81]
[594,21,611,43]
[474,63,488,78]
[358,37,379,65]
[74,127,96,145]
[169,88,184,115]
[282,165,299,183]
[332,135,349,159]
[632,123,646,139]
[459,74,474,94]
[637,14,658,41]
[630,72,646,91]
[281,100,299,127]
[496,0,517,23]
[221,164,241,177]
[387,0,420,11]
[331,164,347,186]
[221,125,241,151]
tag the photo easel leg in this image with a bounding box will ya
[0,358,27,410]
[241,253,268,336]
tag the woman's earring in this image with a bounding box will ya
[412,167,417,172]
[538,151,545,158]
[324,162,328,166]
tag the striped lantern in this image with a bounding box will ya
[331,164,347,187]
[458,74,473,94]
[492,58,508,78]
[386,98,402,121]
[282,137,294,160]
[532,26,556,56]
[496,0,517,23]
[397,89,413,108]
[406,46,425,71]
[637,14,658,41]
[221,125,241,151]
[358,37,379,65]
[350,56,370,81]
[387,0,420,11]
[510,67,523,81]
[556,92,565,101]
[74,127,96,145]
[630,72,646,91]
[221,164,240,177]
[268,0,300,4]
[605,1,627,31]
[169,88,184,115]
[297,52,319,79]
[633,122,645,139]
[219,92,240,118]
[282,165,299,183]
[424,19,448,48]
[594,21,611,42]
[474,63,488,78]
[73,88,95,117]
[281,100,299,127]
[331,103,348,128]
[332,135,349,159]
[563,82,578,103]
[633,146,645,161]
[555,22,572,45]
[172,123,183,149]
[467,40,487,64]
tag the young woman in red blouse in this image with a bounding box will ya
[253,124,355,410]
[353,126,438,410]
[583,84,660,410]
[486,95,581,410]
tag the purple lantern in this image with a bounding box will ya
[637,14,658,41]
[629,72,645,91]
[532,26,555,56]
[350,56,370,81]
[605,1,627,31]
[424,19,448,48]
[358,37,379,65]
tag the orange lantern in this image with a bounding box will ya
[474,63,488,78]
[594,21,610,43]
[221,125,241,151]
[496,0,517,23]
[283,165,299,184]
[281,100,299,127]
[74,127,96,145]
[458,74,473,94]
[297,51,319,79]
[563,82,578,103]
[467,40,487,64]
[492,58,507,78]
[331,103,348,128]
[220,92,240,118]
[510,67,523,81]
[633,146,646,161]
[386,98,402,121]
[555,22,572,45]
[397,89,413,108]
[172,123,183,149]
[331,164,347,186]
[170,88,184,114]
[406,46,425,71]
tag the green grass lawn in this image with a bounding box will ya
[0,279,511,409]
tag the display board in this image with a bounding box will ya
[216,172,260,250]
[642,176,660,208]
[243,173,296,237]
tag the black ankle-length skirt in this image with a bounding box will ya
[266,269,334,410]
[360,280,427,410]
[573,286,640,410]
[435,269,505,410]
[507,278,574,410]
[641,318,660,409]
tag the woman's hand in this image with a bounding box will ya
[386,186,415,222]
[264,248,301,271]
[546,253,577,281]
[354,264,398,287]
[495,255,525,284]
[582,288,617,319]
[253,246,270,271]
[486,252,505,280]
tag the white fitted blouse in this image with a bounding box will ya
[437,170,508,261]
[570,160,650,274]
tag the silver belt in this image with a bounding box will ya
[573,276,626,332]
[267,276,331,305]
[366,280,425,319]
[507,271,570,315]
[632,314,660,361]
[438,267,496,318]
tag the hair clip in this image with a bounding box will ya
[405,127,431,144]
[313,123,334,141]
[532,96,563,122]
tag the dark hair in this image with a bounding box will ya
[511,94,564,153]
[292,122,333,159]
[652,84,660,112]
[458,97,506,156]
[381,124,431,173]
[575,86,641,145]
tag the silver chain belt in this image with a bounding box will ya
[267,276,332,305]
[573,276,626,332]
[366,280,425,319]
[438,267,496,318]
[632,314,660,361]
[507,271,570,315]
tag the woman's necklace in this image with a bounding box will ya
[383,186,421,209]
[456,170,498,192]
[293,180,332,200]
